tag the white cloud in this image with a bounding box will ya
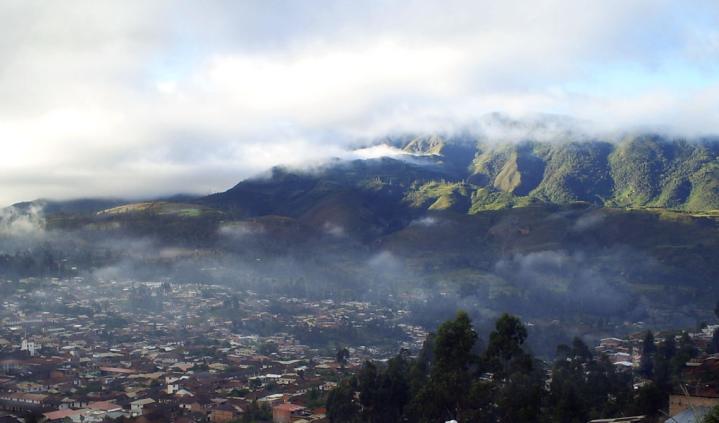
[0,0,718,206]
[0,206,45,238]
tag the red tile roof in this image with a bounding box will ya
[273,403,305,412]
[43,409,85,420]
[87,400,122,411]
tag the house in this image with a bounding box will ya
[130,398,156,416]
[0,392,50,413]
[41,408,116,423]
[98,367,136,376]
[210,403,241,423]
[599,338,627,350]
[258,393,286,408]
[57,397,88,410]
[272,403,306,423]
[86,401,122,413]
[42,408,86,422]
[15,381,49,393]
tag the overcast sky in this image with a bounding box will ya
[1,0,718,206]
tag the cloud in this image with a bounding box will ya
[494,249,634,315]
[571,210,606,232]
[409,216,444,228]
[1,0,718,205]
[368,251,404,274]
[322,223,346,238]
[218,222,265,238]
[0,206,45,239]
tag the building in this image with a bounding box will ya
[210,403,240,423]
[0,392,49,413]
[42,408,86,423]
[272,403,306,423]
[130,398,156,416]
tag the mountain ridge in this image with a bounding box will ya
[197,133,719,219]
[9,132,719,219]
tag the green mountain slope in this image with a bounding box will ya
[25,133,718,222]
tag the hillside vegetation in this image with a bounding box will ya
[197,134,719,218]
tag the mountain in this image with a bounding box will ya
[9,194,201,216]
[14,132,719,219]
[10,198,128,215]
[198,134,719,221]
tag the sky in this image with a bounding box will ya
[1,0,719,206]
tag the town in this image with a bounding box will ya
[0,276,427,423]
[1,275,719,422]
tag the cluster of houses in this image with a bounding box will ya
[590,326,719,422]
[0,277,427,422]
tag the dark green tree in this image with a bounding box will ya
[408,333,434,398]
[704,404,719,423]
[327,378,360,423]
[640,330,656,379]
[672,332,697,381]
[483,314,543,422]
[357,354,411,423]
[408,310,478,423]
[654,334,677,391]
[571,337,593,363]
[484,313,530,378]
[709,329,719,354]
[337,347,350,368]
[630,382,666,419]
[548,338,632,423]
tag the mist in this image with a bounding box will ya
[2,199,714,360]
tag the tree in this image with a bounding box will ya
[704,404,719,423]
[571,336,593,363]
[654,334,677,390]
[496,368,544,422]
[408,310,478,423]
[258,341,278,356]
[433,311,478,376]
[484,313,530,378]
[631,382,666,418]
[556,343,572,361]
[548,337,633,423]
[250,402,272,422]
[481,313,544,422]
[640,330,656,379]
[381,353,411,421]
[358,361,380,419]
[326,378,360,423]
[709,329,719,354]
[329,311,647,422]
[408,333,434,398]
[357,355,410,423]
[672,332,697,381]
[336,347,350,368]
